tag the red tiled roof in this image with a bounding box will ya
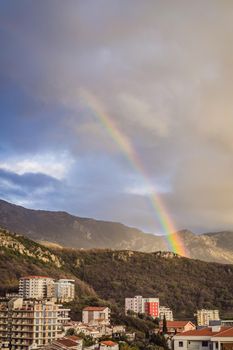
[101,341,117,346]
[65,335,82,341]
[56,338,78,347]
[83,306,107,311]
[166,321,193,328]
[212,327,233,337]
[176,327,232,337]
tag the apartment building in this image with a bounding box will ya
[19,276,54,299]
[125,296,144,314]
[125,296,159,318]
[197,309,220,326]
[0,298,70,350]
[82,306,111,325]
[159,306,173,321]
[54,280,75,303]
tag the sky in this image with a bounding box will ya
[1,0,233,234]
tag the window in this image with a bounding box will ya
[179,342,183,347]
[202,341,208,347]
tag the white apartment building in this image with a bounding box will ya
[125,296,159,318]
[82,306,111,325]
[54,279,75,303]
[19,276,54,299]
[197,309,220,326]
[0,298,70,350]
[125,296,143,314]
[159,306,173,321]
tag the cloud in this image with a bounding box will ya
[0,168,60,206]
[1,0,233,233]
[0,152,74,180]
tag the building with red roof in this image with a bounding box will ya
[82,306,110,325]
[174,325,233,350]
[40,336,83,350]
[160,320,196,335]
[100,340,119,350]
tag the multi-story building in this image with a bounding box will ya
[82,306,111,325]
[19,276,55,299]
[159,306,173,321]
[125,296,144,315]
[125,296,159,318]
[196,309,220,326]
[0,298,70,350]
[54,280,75,303]
[143,298,160,318]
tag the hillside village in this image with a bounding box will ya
[0,275,233,350]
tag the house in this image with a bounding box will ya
[160,321,196,335]
[100,341,119,350]
[40,336,83,350]
[82,307,111,325]
[173,325,233,350]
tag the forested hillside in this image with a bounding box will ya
[1,227,233,319]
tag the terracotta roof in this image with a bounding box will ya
[56,338,78,347]
[166,321,193,328]
[83,306,108,311]
[101,341,117,346]
[212,327,233,337]
[176,327,232,337]
[65,335,82,341]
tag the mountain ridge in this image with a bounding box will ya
[0,199,233,264]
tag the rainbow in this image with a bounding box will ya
[80,91,188,257]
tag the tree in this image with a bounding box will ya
[162,316,167,335]
[66,328,77,336]
[150,334,169,350]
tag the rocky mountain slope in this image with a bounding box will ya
[0,227,233,319]
[0,227,96,298]
[0,199,233,264]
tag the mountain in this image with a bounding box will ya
[0,226,233,319]
[0,227,96,299]
[0,199,233,264]
[0,199,166,250]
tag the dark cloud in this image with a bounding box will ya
[1,0,233,233]
[0,168,60,205]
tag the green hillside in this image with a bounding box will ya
[1,227,233,320]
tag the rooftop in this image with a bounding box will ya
[166,321,194,327]
[83,306,108,311]
[175,326,233,337]
[56,338,78,348]
[101,341,118,347]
